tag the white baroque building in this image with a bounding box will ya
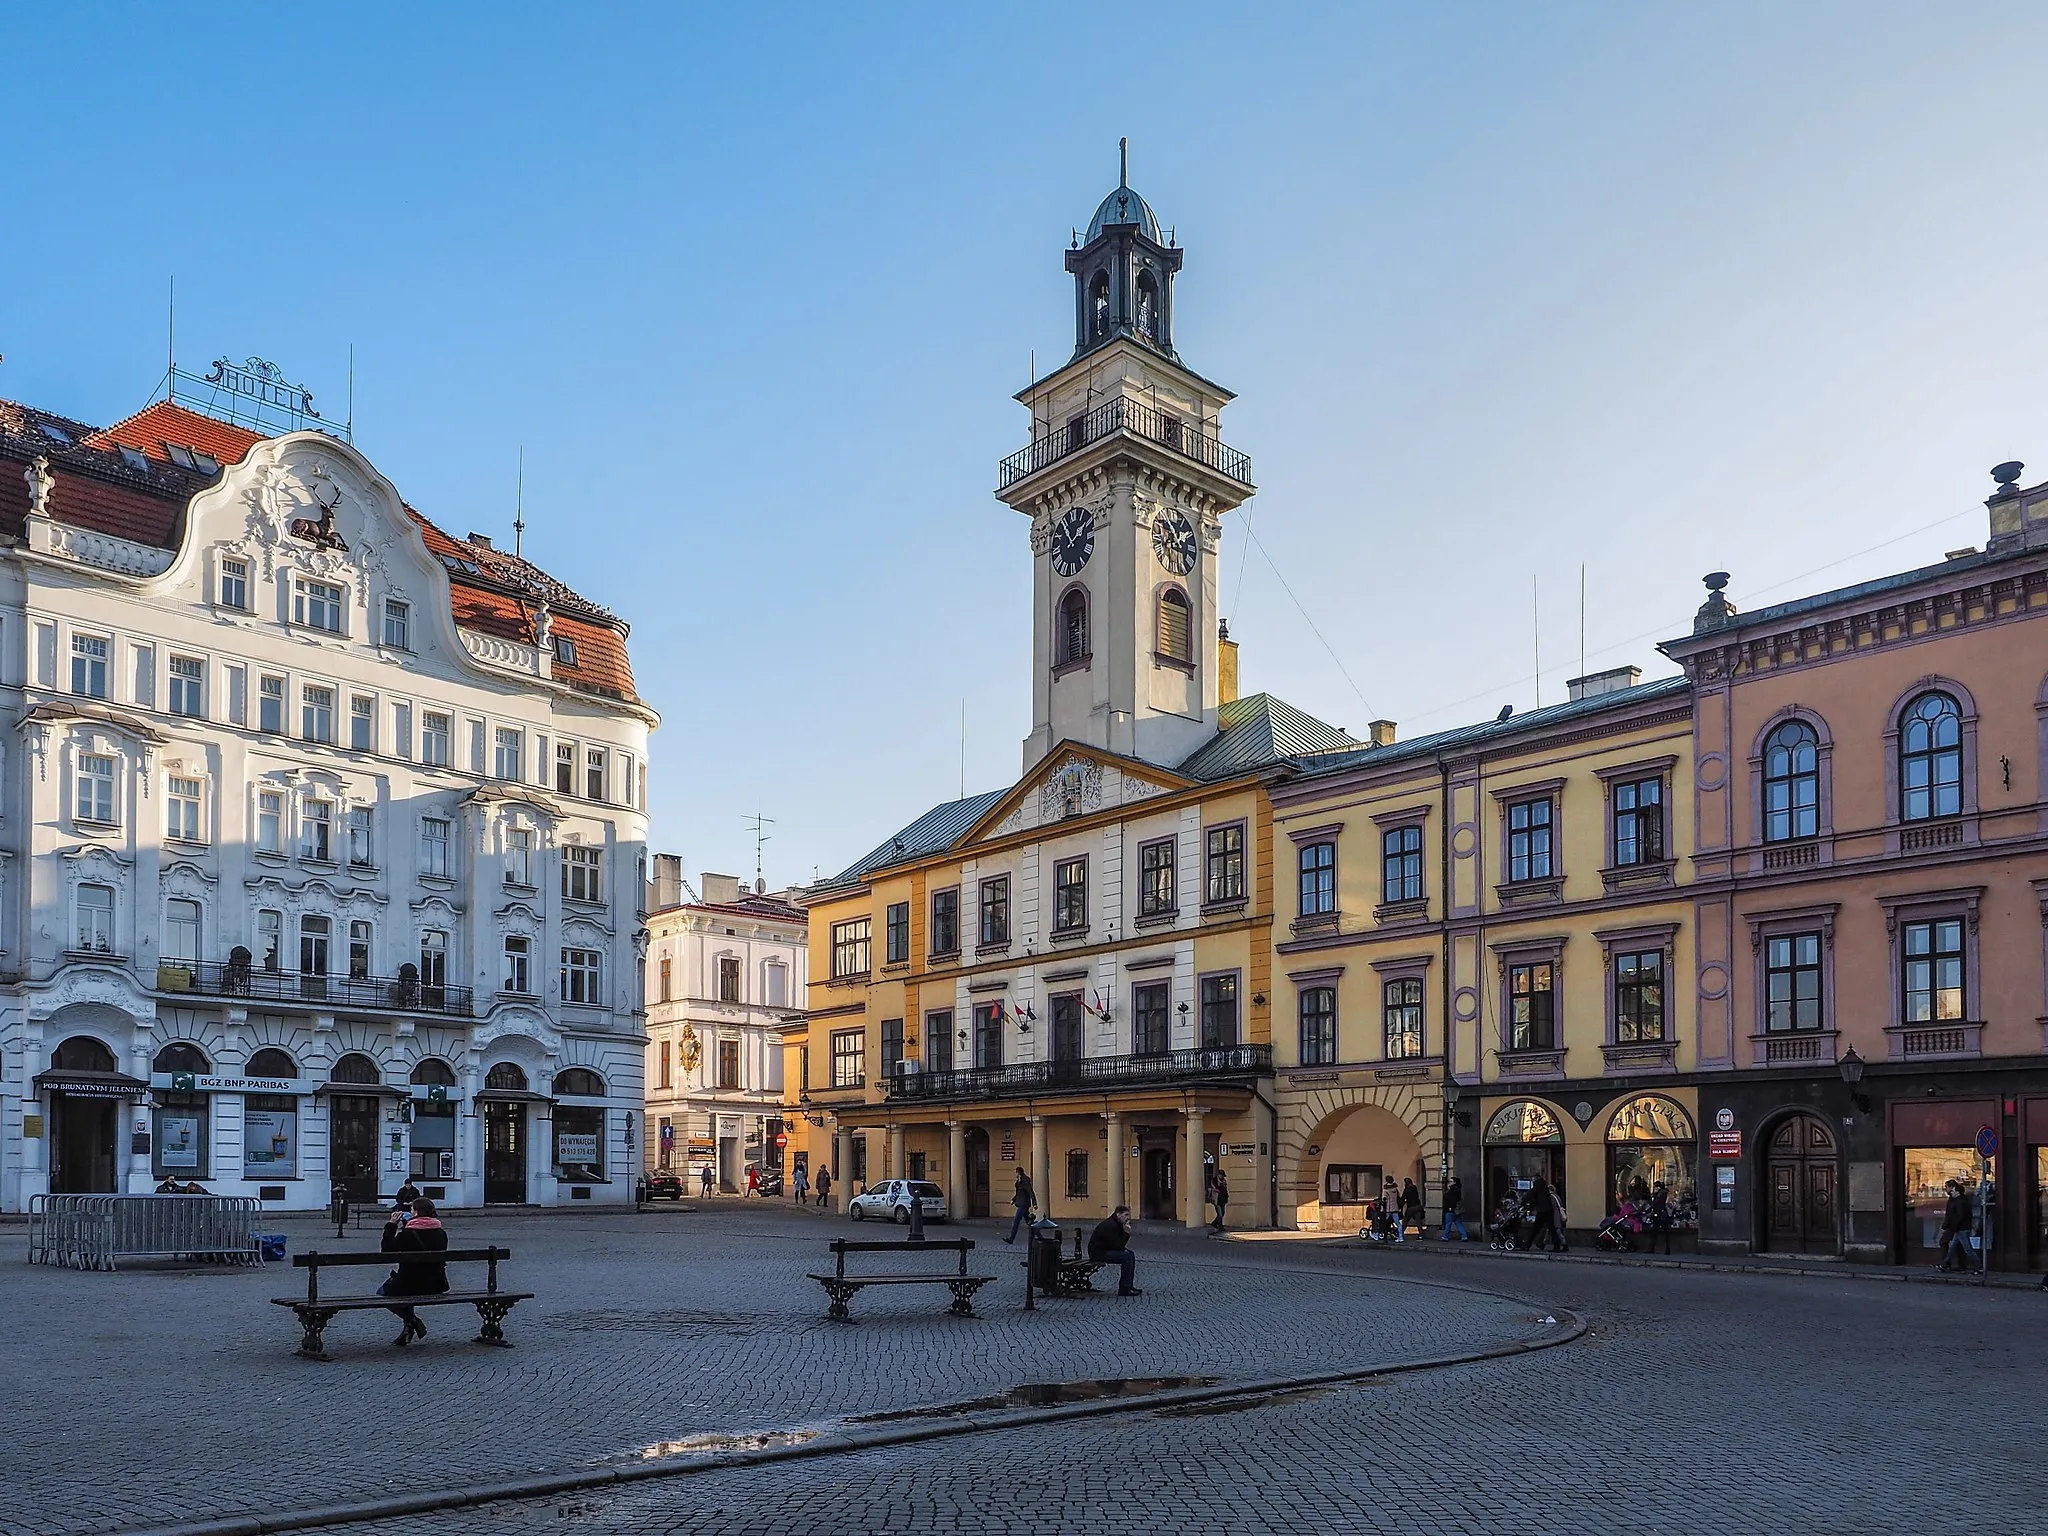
[0,396,654,1212]
[642,860,805,1191]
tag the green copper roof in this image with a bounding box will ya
[1176,693,1359,782]
[823,789,1007,888]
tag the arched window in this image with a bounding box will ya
[1605,1095,1697,1211]
[409,1058,457,1087]
[1761,721,1819,842]
[245,1047,298,1078]
[553,1067,606,1098]
[153,1042,209,1074]
[1156,587,1192,663]
[1484,1100,1563,1145]
[330,1052,380,1084]
[51,1036,118,1073]
[1058,587,1089,664]
[485,1062,529,1092]
[1090,272,1110,337]
[1899,692,1962,821]
[1135,270,1158,340]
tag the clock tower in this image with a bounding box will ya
[999,148,1256,774]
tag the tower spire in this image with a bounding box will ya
[1119,136,1128,188]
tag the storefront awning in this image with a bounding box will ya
[34,1070,150,1100]
[474,1088,555,1105]
[312,1083,412,1099]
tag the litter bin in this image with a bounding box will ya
[1028,1218,1062,1296]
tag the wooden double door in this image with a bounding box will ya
[1765,1113,1838,1254]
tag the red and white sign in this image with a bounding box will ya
[774,1133,789,1149]
[1000,1138,1017,1162]
[1708,1130,1743,1159]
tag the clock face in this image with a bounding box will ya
[1153,511,1198,576]
[1050,507,1095,577]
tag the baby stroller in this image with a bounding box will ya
[1358,1197,1405,1244]
[1594,1200,1646,1253]
[1488,1194,1526,1250]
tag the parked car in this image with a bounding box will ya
[849,1179,948,1223]
[756,1168,786,1198]
[644,1171,686,1201]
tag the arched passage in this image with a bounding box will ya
[1281,1084,1438,1230]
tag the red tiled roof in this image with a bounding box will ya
[0,396,639,703]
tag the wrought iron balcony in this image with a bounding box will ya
[151,958,475,1018]
[881,1044,1272,1102]
[997,396,1252,491]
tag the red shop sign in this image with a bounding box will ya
[1708,1130,1743,1159]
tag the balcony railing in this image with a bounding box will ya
[881,1044,1272,1102]
[998,396,1252,491]
[151,958,475,1018]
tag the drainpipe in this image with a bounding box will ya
[1249,1082,1280,1229]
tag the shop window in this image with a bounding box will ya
[1483,1099,1565,1217]
[554,1105,606,1183]
[1902,1147,1989,1259]
[1322,1163,1380,1205]
[1605,1096,1696,1211]
[152,1042,210,1181]
[1066,1148,1089,1198]
[243,1092,298,1178]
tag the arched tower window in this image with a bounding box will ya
[1899,692,1962,822]
[1091,272,1110,338]
[1135,270,1158,340]
[1156,587,1192,663]
[1761,721,1819,842]
[1059,587,1090,665]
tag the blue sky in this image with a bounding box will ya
[7,5,2048,886]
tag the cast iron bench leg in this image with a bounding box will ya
[295,1306,339,1361]
[474,1298,517,1347]
[821,1279,858,1321]
[945,1278,980,1317]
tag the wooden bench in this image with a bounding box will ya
[1056,1225,1102,1295]
[269,1246,533,1360]
[807,1238,989,1321]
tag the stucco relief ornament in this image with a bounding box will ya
[680,1025,701,1073]
[1040,757,1103,821]
[25,455,53,517]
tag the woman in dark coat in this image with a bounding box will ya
[379,1198,449,1346]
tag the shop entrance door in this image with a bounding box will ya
[1763,1113,1838,1254]
[1141,1146,1175,1221]
[483,1101,527,1204]
[330,1095,382,1202]
[966,1128,991,1217]
[50,1094,118,1193]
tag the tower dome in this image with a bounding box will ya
[1085,182,1161,243]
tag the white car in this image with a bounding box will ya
[848,1179,948,1224]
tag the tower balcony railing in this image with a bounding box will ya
[879,1043,1272,1102]
[998,396,1252,491]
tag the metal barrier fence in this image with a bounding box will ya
[27,1194,265,1271]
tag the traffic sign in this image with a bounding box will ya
[1975,1125,1998,1160]
[774,1132,789,1149]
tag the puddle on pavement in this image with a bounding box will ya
[849,1375,1218,1422]
[597,1428,818,1465]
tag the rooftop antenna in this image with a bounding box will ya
[1119,136,1128,187]
[1579,563,1587,680]
[744,812,775,889]
[165,275,175,403]
[513,447,526,558]
[1532,575,1541,708]
[346,344,355,440]
[959,698,967,800]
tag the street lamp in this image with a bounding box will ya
[1838,1045,1871,1114]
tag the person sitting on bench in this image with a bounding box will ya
[379,1198,449,1346]
[1087,1205,1142,1297]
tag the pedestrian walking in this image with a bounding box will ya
[1400,1178,1424,1236]
[1440,1175,1469,1241]
[1522,1176,1566,1251]
[792,1163,809,1203]
[814,1166,832,1208]
[699,1164,714,1199]
[1209,1166,1230,1232]
[746,1165,762,1198]
[1937,1180,1975,1272]
[1381,1177,1406,1243]
[378,1197,448,1347]
[1004,1168,1036,1243]
[1647,1181,1673,1254]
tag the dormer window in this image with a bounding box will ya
[117,444,148,472]
[165,444,195,470]
[39,422,73,445]
[553,635,578,667]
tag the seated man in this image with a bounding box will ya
[1087,1205,1142,1297]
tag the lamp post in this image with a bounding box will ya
[1442,1076,1462,1187]
[1838,1046,1869,1116]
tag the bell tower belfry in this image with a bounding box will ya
[998,145,1255,773]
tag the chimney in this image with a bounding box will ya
[468,532,493,551]
[647,853,683,912]
[1366,720,1397,747]
[1566,664,1641,702]
[1217,620,1239,706]
[701,872,743,906]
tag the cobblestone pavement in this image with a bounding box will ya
[0,1206,1550,1536]
[298,1230,2048,1536]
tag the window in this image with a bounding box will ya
[1509,962,1556,1050]
[421,712,451,767]
[881,1017,905,1077]
[1606,949,1663,1043]
[503,935,532,994]
[831,916,872,979]
[70,633,110,699]
[1762,721,1820,842]
[349,695,374,752]
[556,742,575,795]
[765,961,787,1007]
[1507,799,1553,882]
[1157,586,1192,662]
[258,675,284,734]
[562,844,602,902]
[716,1038,741,1088]
[979,876,1010,947]
[299,915,331,995]
[164,899,200,964]
[506,827,533,887]
[1900,693,1963,822]
[1766,933,1823,1033]
[169,656,205,718]
[718,955,741,1001]
[553,635,578,667]
[419,930,447,1006]
[1206,823,1246,904]
[972,1002,1004,1068]
[1384,978,1423,1059]
[382,599,411,650]
[301,800,332,862]
[420,816,451,878]
[655,1041,672,1091]
[830,1029,864,1088]
[553,1102,606,1183]
[1066,1148,1090,1199]
[885,901,910,963]
[1903,918,1965,1022]
[166,776,202,842]
[926,1009,954,1073]
[1381,825,1423,904]
[494,728,522,782]
[75,884,115,952]
[256,910,282,972]
[1612,777,1665,867]
[1053,856,1088,933]
[561,947,601,1005]
[153,1044,210,1179]
[1299,841,1337,917]
[294,579,345,632]
[302,685,335,744]
[1059,587,1089,664]
[349,920,372,980]
[1138,839,1176,917]
[1133,981,1171,1055]
[930,888,960,955]
[243,1089,297,1179]
[586,748,606,802]
[347,806,373,867]
[218,558,248,611]
[1299,987,1337,1065]
[76,754,116,824]
[1200,973,1239,1049]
